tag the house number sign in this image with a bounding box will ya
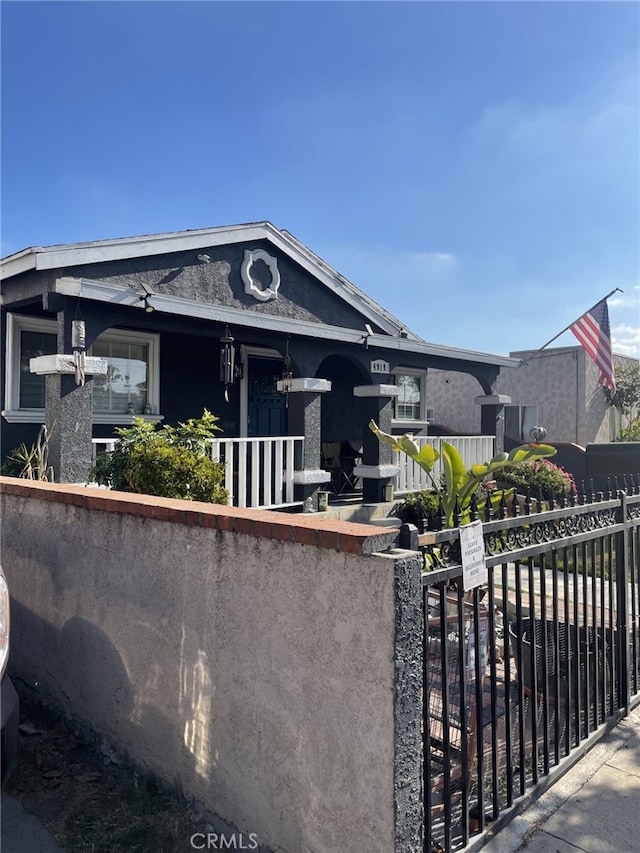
[370,359,390,374]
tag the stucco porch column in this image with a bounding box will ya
[45,374,93,484]
[45,303,95,484]
[279,378,332,511]
[354,384,400,503]
[475,393,511,455]
[42,297,112,484]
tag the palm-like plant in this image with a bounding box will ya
[369,420,557,527]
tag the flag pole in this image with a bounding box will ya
[518,288,623,366]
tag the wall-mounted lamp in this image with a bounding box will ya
[220,326,236,402]
[135,282,155,313]
[197,253,212,264]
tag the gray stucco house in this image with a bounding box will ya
[1,222,517,508]
[427,346,639,445]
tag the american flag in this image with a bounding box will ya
[569,298,616,393]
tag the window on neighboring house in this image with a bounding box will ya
[505,405,539,441]
[393,371,425,422]
[3,313,160,424]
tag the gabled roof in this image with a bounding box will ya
[0,221,420,341]
[0,221,519,368]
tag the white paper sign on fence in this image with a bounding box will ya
[460,519,487,590]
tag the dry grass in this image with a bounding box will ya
[5,696,201,852]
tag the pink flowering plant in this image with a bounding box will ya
[496,459,576,500]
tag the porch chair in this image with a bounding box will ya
[321,442,357,495]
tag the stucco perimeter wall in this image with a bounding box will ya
[0,479,423,853]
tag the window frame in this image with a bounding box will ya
[89,327,160,423]
[504,404,539,441]
[2,313,161,424]
[391,368,428,426]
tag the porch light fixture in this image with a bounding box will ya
[280,337,293,399]
[135,282,155,313]
[363,323,374,349]
[220,326,236,402]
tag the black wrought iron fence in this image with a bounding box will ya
[413,480,640,853]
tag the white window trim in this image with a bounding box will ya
[391,368,428,427]
[3,313,56,423]
[2,312,162,424]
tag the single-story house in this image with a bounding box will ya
[1,222,518,509]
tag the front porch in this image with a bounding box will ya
[91,433,497,511]
[2,223,516,496]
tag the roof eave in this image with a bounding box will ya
[52,276,518,368]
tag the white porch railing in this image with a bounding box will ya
[92,436,305,509]
[393,435,496,495]
[92,439,117,462]
[93,434,490,505]
[208,436,304,509]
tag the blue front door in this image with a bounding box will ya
[247,356,287,437]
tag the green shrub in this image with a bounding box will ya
[0,424,53,481]
[0,454,26,478]
[89,410,228,504]
[396,490,441,525]
[497,459,576,500]
[618,415,640,442]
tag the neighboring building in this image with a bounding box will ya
[1,222,517,505]
[427,346,639,446]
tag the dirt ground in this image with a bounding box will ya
[5,694,202,853]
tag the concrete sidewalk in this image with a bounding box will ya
[482,705,640,853]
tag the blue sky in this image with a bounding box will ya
[2,1,639,358]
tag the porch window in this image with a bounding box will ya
[2,313,160,424]
[91,329,159,419]
[19,327,58,409]
[393,371,426,422]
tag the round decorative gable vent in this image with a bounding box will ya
[241,249,280,302]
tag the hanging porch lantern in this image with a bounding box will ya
[280,338,293,395]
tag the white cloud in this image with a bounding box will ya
[319,244,461,339]
[323,245,459,291]
[473,64,637,158]
[608,285,640,356]
[609,285,640,309]
[612,324,640,358]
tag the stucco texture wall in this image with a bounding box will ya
[1,482,408,853]
[427,349,639,446]
[502,348,583,444]
[425,369,483,434]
